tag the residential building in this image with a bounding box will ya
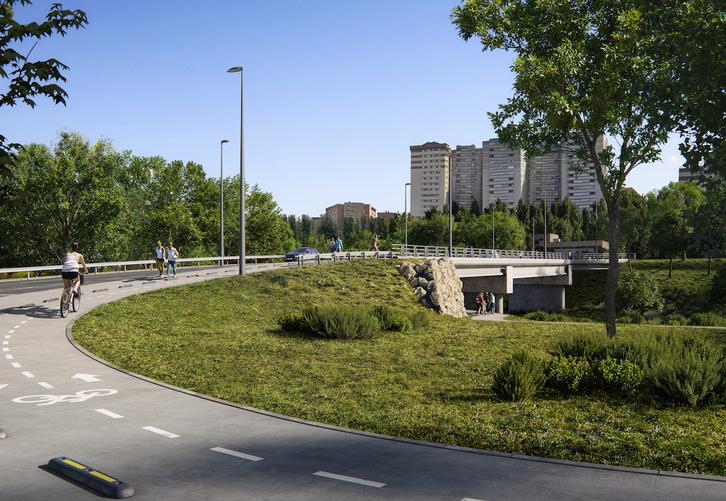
[325,202,377,225]
[410,142,452,219]
[451,144,483,210]
[377,211,397,219]
[482,138,527,209]
[679,165,720,184]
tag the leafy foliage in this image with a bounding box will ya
[616,270,664,314]
[492,350,546,402]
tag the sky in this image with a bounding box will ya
[4,0,684,217]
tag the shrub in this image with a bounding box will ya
[593,357,643,396]
[407,310,430,330]
[280,306,379,339]
[546,356,593,395]
[616,270,664,314]
[708,265,726,314]
[492,350,546,402]
[550,334,609,362]
[645,333,726,406]
[687,312,726,327]
[371,305,415,332]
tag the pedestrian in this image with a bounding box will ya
[155,241,165,276]
[475,292,485,316]
[485,292,493,314]
[371,234,380,252]
[335,236,343,253]
[61,242,90,296]
[166,241,179,277]
[489,292,496,314]
[329,237,336,254]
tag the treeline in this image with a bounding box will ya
[2,131,724,268]
[0,132,294,267]
[284,178,726,266]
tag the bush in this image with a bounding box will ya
[407,310,430,330]
[616,270,664,314]
[593,357,643,396]
[550,334,609,362]
[708,265,726,314]
[280,305,379,339]
[645,332,726,406]
[546,356,593,395]
[687,312,726,327]
[492,350,546,402]
[371,305,415,332]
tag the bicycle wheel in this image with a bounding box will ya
[60,289,70,318]
[71,289,80,312]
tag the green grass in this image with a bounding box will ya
[73,259,726,476]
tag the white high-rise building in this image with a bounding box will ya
[482,138,527,210]
[410,142,452,219]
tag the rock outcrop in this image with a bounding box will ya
[396,258,467,318]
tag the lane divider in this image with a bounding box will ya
[210,447,263,462]
[47,457,135,499]
[142,426,179,438]
[313,471,386,488]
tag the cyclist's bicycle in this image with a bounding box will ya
[60,273,84,318]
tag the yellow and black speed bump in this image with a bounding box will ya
[48,457,135,498]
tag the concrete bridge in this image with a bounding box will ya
[396,245,627,314]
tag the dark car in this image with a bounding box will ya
[284,247,320,262]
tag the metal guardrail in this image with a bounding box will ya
[394,244,629,261]
[0,251,400,279]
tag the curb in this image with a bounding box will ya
[47,457,135,498]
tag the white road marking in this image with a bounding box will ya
[0,384,8,390]
[20,320,27,324]
[462,498,486,501]
[95,408,123,419]
[142,426,179,438]
[21,372,35,378]
[11,362,21,368]
[210,447,263,462]
[4,335,10,339]
[313,471,386,488]
[3,340,8,344]
[3,347,9,351]
[8,330,14,334]
[72,373,100,382]
[38,382,54,389]
[5,354,13,359]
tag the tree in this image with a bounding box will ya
[688,179,726,274]
[638,0,726,178]
[5,132,125,265]
[1,1,88,206]
[452,0,676,338]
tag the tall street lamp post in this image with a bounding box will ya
[220,139,229,266]
[227,66,245,275]
[404,182,410,253]
[448,163,453,257]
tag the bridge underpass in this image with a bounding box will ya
[453,257,619,313]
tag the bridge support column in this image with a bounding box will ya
[495,293,504,314]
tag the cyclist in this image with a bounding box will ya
[61,242,89,295]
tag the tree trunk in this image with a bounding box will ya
[605,199,620,339]
[708,250,712,276]
[669,255,673,278]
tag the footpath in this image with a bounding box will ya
[1,267,724,500]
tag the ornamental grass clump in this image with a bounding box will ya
[280,305,379,340]
[492,350,546,402]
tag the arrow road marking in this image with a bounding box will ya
[72,373,100,382]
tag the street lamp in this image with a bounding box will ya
[404,182,411,253]
[220,139,229,266]
[227,66,245,275]
[448,161,453,257]
[544,193,548,255]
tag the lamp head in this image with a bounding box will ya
[227,66,243,73]
[221,139,229,144]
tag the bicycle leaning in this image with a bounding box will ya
[60,273,85,318]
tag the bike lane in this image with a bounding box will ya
[2,267,726,500]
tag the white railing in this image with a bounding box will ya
[394,244,629,261]
[0,251,399,279]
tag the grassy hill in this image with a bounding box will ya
[74,259,726,476]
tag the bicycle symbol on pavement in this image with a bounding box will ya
[12,389,118,406]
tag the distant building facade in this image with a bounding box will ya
[410,142,452,219]
[325,202,377,225]
[377,211,397,219]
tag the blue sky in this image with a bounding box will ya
[5,0,682,217]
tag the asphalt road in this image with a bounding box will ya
[1,264,725,500]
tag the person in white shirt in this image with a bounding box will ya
[61,242,89,295]
[166,242,179,277]
[155,241,166,276]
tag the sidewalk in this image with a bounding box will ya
[468,310,509,321]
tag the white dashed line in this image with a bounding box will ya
[95,409,123,419]
[3,340,8,344]
[4,335,10,339]
[8,330,14,334]
[5,354,13,359]
[210,447,263,462]
[462,498,486,501]
[3,347,9,351]
[142,426,179,438]
[11,362,21,368]
[313,471,386,488]
[38,382,54,389]
[21,372,35,378]
[13,325,20,329]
